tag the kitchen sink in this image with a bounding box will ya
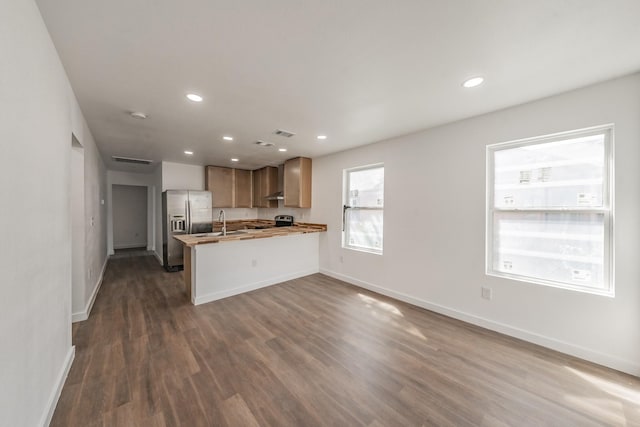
[223,230,249,236]
[194,230,249,237]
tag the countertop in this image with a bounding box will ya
[173,221,327,247]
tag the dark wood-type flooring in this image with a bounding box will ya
[52,256,640,426]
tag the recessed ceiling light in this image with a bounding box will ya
[462,77,484,88]
[223,136,234,141]
[231,158,239,162]
[184,150,193,155]
[317,135,327,140]
[186,93,203,102]
[130,112,147,120]
[278,148,287,152]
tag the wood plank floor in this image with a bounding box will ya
[52,256,640,426]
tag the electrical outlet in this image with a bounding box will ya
[251,259,257,267]
[91,216,95,227]
[481,286,492,300]
[339,255,344,263]
[88,268,92,280]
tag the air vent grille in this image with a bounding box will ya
[112,156,153,165]
[255,140,275,147]
[273,129,296,138]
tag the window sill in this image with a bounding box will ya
[486,270,614,297]
[343,245,383,256]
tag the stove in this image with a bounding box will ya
[274,215,294,227]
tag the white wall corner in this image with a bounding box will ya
[153,250,163,266]
[38,346,75,427]
[319,268,640,377]
[72,257,108,323]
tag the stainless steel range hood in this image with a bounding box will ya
[265,191,284,200]
[265,164,285,201]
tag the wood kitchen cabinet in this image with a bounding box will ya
[234,168,253,208]
[284,157,312,208]
[252,166,278,208]
[205,166,253,208]
[205,166,233,207]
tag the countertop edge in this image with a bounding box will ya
[173,224,327,247]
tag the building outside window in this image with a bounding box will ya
[343,164,384,254]
[486,125,613,295]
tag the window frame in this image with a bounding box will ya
[486,124,614,296]
[342,163,384,255]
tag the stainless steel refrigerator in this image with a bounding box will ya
[162,190,213,271]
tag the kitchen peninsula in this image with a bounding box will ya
[174,221,327,305]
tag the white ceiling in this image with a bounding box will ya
[36,0,640,172]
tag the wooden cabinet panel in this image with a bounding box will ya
[284,157,312,208]
[206,166,234,208]
[234,169,253,208]
[264,166,278,208]
[252,166,278,208]
[205,166,252,208]
[252,169,262,207]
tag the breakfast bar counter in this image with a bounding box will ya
[174,221,326,305]
[173,222,327,247]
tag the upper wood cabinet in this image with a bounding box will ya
[252,166,278,208]
[205,166,253,208]
[284,157,312,208]
[234,168,253,208]
[205,166,234,207]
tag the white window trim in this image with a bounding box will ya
[486,124,615,297]
[342,163,384,255]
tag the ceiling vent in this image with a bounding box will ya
[112,156,153,165]
[255,140,275,147]
[273,129,296,138]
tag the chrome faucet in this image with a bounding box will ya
[218,210,226,236]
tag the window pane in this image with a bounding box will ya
[348,167,384,207]
[345,209,383,251]
[494,134,605,208]
[493,211,605,289]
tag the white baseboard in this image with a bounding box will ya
[72,257,108,323]
[113,243,148,249]
[320,268,640,376]
[39,346,75,427]
[194,268,319,306]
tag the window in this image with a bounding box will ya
[343,164,384,254]
[486,125,613,295]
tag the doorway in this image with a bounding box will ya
[70,134,86,318]
[112,184,148,256]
